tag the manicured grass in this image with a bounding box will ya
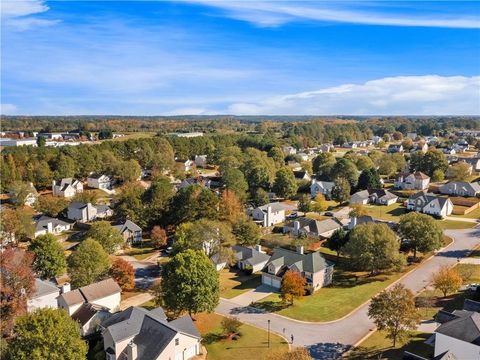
[107,132,156,142]
[457,263,480,283]
[195,312,288,360]
[350,330,433,360]
[219,269,262,299]
[124,246,157,260]
[139,299,156,310]
[437,219,476,230]
[363,203,407,222]
[451,206,480,220]
[254,267,411,322]
[261,233,293,249]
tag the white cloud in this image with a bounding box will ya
[227,75,480,115]
[187,1,480,29]
[1,0,58,30]
[1,103,18,114]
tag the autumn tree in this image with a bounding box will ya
[85,221,124,254]
[67,239,110,288]
[28,234,67,279]
[355,156,375,171]
[432,266,463,297]
[280,270,306,305]
[109,258,135,291]
[8,181,36,206]
[447,161,471,181]
[0,248,35,335]
[0,207,34,242]
[251,187,270,207]
[220,190,242,223]
[6,308,88,360]
[331,177,351,203]
[232,216,261,246]
[72,190,99,205]
[348,203,368,218]
[35,195,70,217]
[398,212,443,259]
[368,284,420,347]
[151,225,167,248]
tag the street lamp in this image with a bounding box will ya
[267,320,270,348]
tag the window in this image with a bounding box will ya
[175,338,179,346]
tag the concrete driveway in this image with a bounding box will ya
[228,285,275,306]
[216,226,480,359]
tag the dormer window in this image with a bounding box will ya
[175,338,179,346]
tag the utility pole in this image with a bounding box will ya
[267,319,271,348]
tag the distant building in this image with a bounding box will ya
[394,171,430,190]
[170,132,203,138]
[194,155,207,168]
[67,202,113,222]
[293,170,311,182]
[406,132,418,140]
[87,174,113,190]
[282,146,297,155]
[387,144,404,153]
[175,159,194,172]
[52,178,83,198]
[0,138,37,147]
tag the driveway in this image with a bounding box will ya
[216,226,480,359]
[227,285,275,306]
[116,255,161,289]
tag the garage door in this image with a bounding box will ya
[184,345,197,359]
[271,278,281,288]
[262,275,272,286]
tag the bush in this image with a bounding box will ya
[221,316,242,337]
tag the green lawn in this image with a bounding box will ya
[124,246,157,260]
[195,312,288,360]
[349,330,433,360]
[437,219,476,230]
[219,269,262,299]
[254,267,411,322]
[363,203,407,222]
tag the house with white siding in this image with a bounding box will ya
[310,179,335,199]
[27,278,60,312]
[87,174,113,190]
[52,178,83,198]
[350,189,398,206]
[67,202,113,222]
[232,245,271,273]
[406,191,453,218]
[439,181,480,197]
[250,202,293,227]
[283,217,343,239]
[394,171,430,190]
[33,215,73,238]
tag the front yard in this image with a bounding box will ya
[219,268,262,299]
[195,312,289,360]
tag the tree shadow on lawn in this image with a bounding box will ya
[387,207,407,217]
[249,301,289,313]
[230,305,270,314]
[331,269,391,289]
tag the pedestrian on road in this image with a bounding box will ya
[291,334,294,344]
[283,328,285,335]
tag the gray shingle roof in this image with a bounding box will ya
[284,217,342,236]
[232,245,271,266]
[59,278,121,306]
[71,303,108,326]
[32,278,59,298]
[435,311,480,345]
[114,219,142,233]
[264,248,331,275]
[34,215,71,233]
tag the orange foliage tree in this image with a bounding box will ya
[220,190,242,223]
[151,226,167,248]
[109,258,135,291]
[280,270,306,305]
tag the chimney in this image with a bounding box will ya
[266,206,272,227]
[293,220,300,233]
[126,341,137,360]
[296,245,304,255]
[61,283,71,294]
[255,244,263,253]
[47,221,53,234]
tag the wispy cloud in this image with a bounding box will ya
[226,75,480,115]
[0,103,18,115]
[1,0,59,30]
[186,1,480,28]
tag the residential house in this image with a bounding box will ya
[27,278,60,312]
[320,143,334,152]
[261,247,334,292]
[440,147,456,155]
[452,143,468,153]
[439,181,480,197]
[347,215,376,230]
[372,136,382,144]
[282,146,297,155]
[170,132,203,138]
[250,202,293,227]
[406,191,453,217]
[0,138,38,147]
[52,178,84,198]
[113,220,142,245]
[394,171,430,190]
[343,142,357,149]
[293,170,311,182]
[34,215,73,238]
[387,144,404,153]
[297,152,309,162]
[194,155,207,168]
[67,202,113,222]
[101,306,201,360]
[310,179,335,199]
[87,174,113,190]
[175,159,194,172]
[446,162,473,179]
[9,182,38,206]
[459,157,480,172]
[407,132,418,140]
[287,161,302,171]
[283,217,343,239]
[350,189,398,206]
[232,245,271,273]
[58,279,121,336]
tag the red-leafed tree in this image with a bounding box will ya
[280,270,306,305]
[109,258,135,291]
[0,248,35,335]
[151,226,167,248]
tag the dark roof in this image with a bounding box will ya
[464,299,480,312]
[284,217,342,236]
[34,215,71,232]
[435,311,480,345]
[68,202,88,210]
[71,303,108,326]
[88,173,109,180]
[133,315,177,360]
[169,315,201,338]
[293,170,308,179]
[352,189,397,200]
[408,191,451,209]
[114,219,142,233]
[435,310,459,324]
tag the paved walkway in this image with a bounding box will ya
[216,227,480,359]
[445,216,479,223]
[228,285,274,306]
[459,257,480,264]
[120,292,153,310]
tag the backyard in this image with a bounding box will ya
[219,268,262,299]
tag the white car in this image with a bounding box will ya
[467,283,479,291]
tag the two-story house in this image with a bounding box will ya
[250,202,290,227]
[175,159,194,172]
[394,171,430,190]
[113,220,142,245]
[232,245,271,273]
[52,178,84,198]
[101,306,201,360]
[261,247,334,292]
[406,191,453,218]
[310,179,335,199]
[67,202,113,222]
[439,181,480,197]
[87,174,113,190]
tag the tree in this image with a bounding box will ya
[368,284,420,347]
[410,149,448,177]
[117,159,141,183]
[109,258,135,291]
[280,270,306,305]
[8,181,35,206]
[151,226,167,248]
[311,193,328,213]
[447,162,471,181]
[245,165,272,191]
[37,136,46,147]
[232,216,261,246]
[221,316,242,337]
[35,195,69,217]
[331,177,351,203]
[0,248,35,335]
[355,156,375,171]
[432,266,463,297]
[343,223,405,274]
[53,154,77,179]
[143,177,174,224]
[67,239,109,288]
[348,203,368,218]
[219,190,242,223]
[115,182,146,227]
[357,168,382,191]
[312,152,336,179]
[398,212,443,259]
[378,158,397,178]
[98,129,113,139]
[85,221,124,254]
[72,190,98,205]
[401,138,414,151]
[0,207,35,242]
[326,228,348,259]
[168,185,219,225]
[159,250,219,317]
[330,158,359,188]
[273,167,298,199]
[221,167,248,201]
[297,194,311,213]
[431,169,445,182]
[6,308,88,360]
[251,187,269,207]
[28,234,67,279]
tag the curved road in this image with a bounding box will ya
[216,227,480,359]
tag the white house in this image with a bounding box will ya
[350,189,398,206]
[194,155,207,168]
[27,278,60,312]
[175,159,195,172]
[310,179,335,199]
[0,138,38,147]
[387,144,404,153]
[101,306,202,360]
[232,245,271,273]
[406,191,453,218]
[67,202,113,222]
[434,311,480,360]
[52,178,83,198]
[394,171,430,190]
[87,174,113,190]
[282,146,297,155]
[9,182,38,206]
[251,202,291,227]
[262,247,334,292]
[113,220,142,245]
[34,215,73,238]
[439,181,480,197]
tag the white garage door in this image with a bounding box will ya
[262,275,272,286]
[271,278,281,288]
[184,345,197,359]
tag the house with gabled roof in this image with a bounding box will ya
[101,306,201,360]
[387,144,403,153]
[283,217,343,239]
[250,202,295,227]
[439,181,480,197]
[52,178,83,198]
[406,191,453,218]
[261,247,334,292]
[27,278,60,312]
[33,215,73,238]
[232,245,271,273]
[293,170,311,182]
[310,179,334,199]
[67,202,113,222]
[394,171,430,190]
[113,220,142,245]
[350,189,398,206]
[87,174,113,190]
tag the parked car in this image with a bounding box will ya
[467,283,479,291]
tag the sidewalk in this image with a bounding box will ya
[120,293,153,310]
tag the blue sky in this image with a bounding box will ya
[1,0,479,115]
